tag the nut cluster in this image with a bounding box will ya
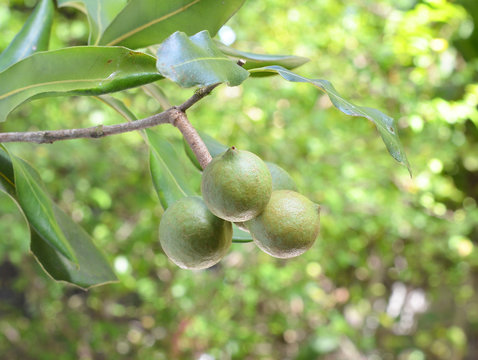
[159,147,321,270]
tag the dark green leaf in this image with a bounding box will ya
[98,0,246,49]
[156,31,249,88]
[146,129,197,209]
[0,147,117,288]
[215,41,309,76]
[31,205,118,289]
[6,149,77,263]
[0,46,162,122]
[58,0,127,45]
[250,66,411,174]
[0,0,53,72]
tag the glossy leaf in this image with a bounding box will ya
[98,0,246,49]
[156,31,249,88]
[0,147,117,288]
[31,204,118,289]
[0,46,162,122]
[146,129,197,209]
[0,0,53,72]
[215,41,309,76]
[250,66,411,174]
[58,0,127,45]
[7,150,77,263]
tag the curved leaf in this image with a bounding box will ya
[156,31,249,88]
[232,224,253,243]
[0,46,162,122]
[146,129,197,209]
[58,0,127,45]
[250,66,411,175]
[98,0,246,49]
[31,205,118,289]
[215,41,309,76]
[0,0,53,72]
[0,147,117,288]
[6,149,77,263]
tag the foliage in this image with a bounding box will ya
[0,0,477,359]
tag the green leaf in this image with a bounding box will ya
[98,0,246,49]
[0,147,117,288]
[146,129,197,209]
[215,41,309,76]
[96,94,138,123]
[183,130,228,171]
[0,0,54,72]
[31,205,118,289]
[156,31,249,88]
[232,224,253,243]
[250,66,412,175]
[0,46,162,122]
[58,0,127,45]
[6,149,77,263]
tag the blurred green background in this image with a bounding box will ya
[1,0,478,359]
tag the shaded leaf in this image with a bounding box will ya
[156,31,249,88]
[7,149,77,263]
[0,46,162,122]
[58,0,127,45]
[98,0,246,49]
[215,41,309,76]
[0,0,53,72]
[250,66,411,174]
[232,224,253,243]
[31,205,118,289]
[146,129,197,209]
[0,147,117,288]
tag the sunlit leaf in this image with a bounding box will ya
[146,129,197,209]
[58,0,127,45]
[0,46,162,122]
[250,66,411,175]
[0,0,53,72]
[215,41,309,76]
[156,31,249,88]
[98,0,246,49]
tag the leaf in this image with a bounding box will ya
[58,0,127,45]
[146,129,197,209]
[96,94,138,123]
[232,224,253,243]
[156,31,249,88]
[0,0,54,72]
[6,149,77,263]
[0,46,162,122]
[0,147,117,288]
[31,205,118,289]
[98,0,246,49]
[250,66,412,175]
[215,41,309,76]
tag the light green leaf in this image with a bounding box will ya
[6,149,77,263]
[58,0,127,45]
[156,31,249,88]
[232,224,253,243]
[96,94,138,123]
[0,0,53,72]
[31,205,118,289]
[215,41,309,76]
[0,147,117,288]
[250,66,411,175]
[98,0,246,49]
[146,129,197,209]
[0,46,162,122]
